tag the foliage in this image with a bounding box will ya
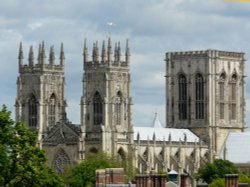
[0,105,64,187]
[67,152,136,187]
[239,173,250,186]
[196,159,239,184]
[208,178,224,187]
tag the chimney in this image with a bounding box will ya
[225,174,238,187]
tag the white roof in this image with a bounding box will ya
[222,131,250,163]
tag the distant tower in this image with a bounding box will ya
[81,38,133,158]
[165,50,246,158]
[15,42,67,141]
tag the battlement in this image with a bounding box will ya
[18,42,65,73]
[166,49,245,61]
[83,37,130,70]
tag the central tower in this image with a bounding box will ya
[81,38,133,158]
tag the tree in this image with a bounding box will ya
[196,159,239,184]
[0,105,64,187]
[66,152,136,187]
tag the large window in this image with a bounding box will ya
[29,94,37,128]
[219,73,226,119]
[178,74,187,120]
[230,74,237,120]
[93,91,103,125]
[48,94,56,126]
[115,91,122,125]
[195,73,204,119]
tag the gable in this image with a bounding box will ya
[43,122,80,146]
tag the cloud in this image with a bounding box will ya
[27,22,43,31]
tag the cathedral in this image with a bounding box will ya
[15,38,246,183]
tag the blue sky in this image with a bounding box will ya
[1,0,250,127]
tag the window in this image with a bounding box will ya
[195,73,204,119]
[230,74,237,120]
[52,149,70,174]
[178,74,187,120]
[48,94,56,126]
[219,73,226,119]
[93,91,103,125]
[115,91,122,125]
[29,94,37,128]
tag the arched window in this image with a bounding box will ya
[178,74,187,120]
[48,94,56,126]
[93,91,103,125]
[28,94,37,128]
[52,149,70,174]
[195,73,204,119]
[219,73,226,119]
[230,74,237,120]
[115,91,122,125]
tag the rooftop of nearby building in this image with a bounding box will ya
[133,113,200,142]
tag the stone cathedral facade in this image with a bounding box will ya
[15,39,245,184]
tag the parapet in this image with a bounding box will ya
[18,42,65,73]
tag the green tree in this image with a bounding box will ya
[0,105,64,187]
[196,159,239,184]
[67,152,136,187]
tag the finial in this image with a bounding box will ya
[101,40,106,63]
[28,46,34,66]
[168,132,172,142]
[40,41,46,64]
[49,46,55,65]
[117,41,121,62]
[92,42,99,62]
[83,38,88,63]
[125,39,130,63]
[18,42,24,66]
[137,132,140,141]
[107,37,112,63]
[60,43,65,66]
[114,42,118,62]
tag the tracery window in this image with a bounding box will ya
[48,94,56,126]
[230,74,237,120]
[219,73,226,119]
[195,73,204,119]
[115,91,122,125]
[52,149,70,174]
[28,94,37,128]
[93,91,103,125]
[178,74,187,120]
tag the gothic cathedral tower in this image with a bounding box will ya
[165,50,245,158]
[81,38,133,158]
[15,42,67,142]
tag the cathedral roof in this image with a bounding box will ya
[221,131,250,163]
[133,126,199,142]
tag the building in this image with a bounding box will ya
[15,39,246,183]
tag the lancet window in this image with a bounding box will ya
[219,73,226,119]
[28,94,37,128]
[178,74,187,120]
[230,74,237,120]
[195,73,205,119]
[115,91,122,125]
[93,91,103,125]
[48,94,56,126]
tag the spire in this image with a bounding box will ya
[117,41,121,62]
[107,37,112,63]
[49,46,55,65]
[83,38,88,63]
[40,41,46,64]
[60,43,65,66]
[101,40,106,63]
[168,132,172,142]
[37,43,41,63]
[125,39,130,63]
[28,46,34,66]
[114,42,118,62]
[18,42,24,66]
[152,112,163,128]
[92,42,99,62]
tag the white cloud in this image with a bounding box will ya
[27,22,43,31]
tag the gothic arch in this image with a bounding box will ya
[93,91,103,125]
[178,73,187,120]
[219,72,226,119]
[117,147,126,161]
[52,148,70,174]
[28,94,38,128]
[114,91,123,125]
[195,73,205,119]
[48,93,56,127]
